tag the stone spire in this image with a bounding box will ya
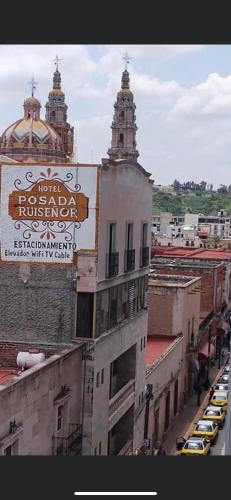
[108,55,139,161]
[45,56,74,159]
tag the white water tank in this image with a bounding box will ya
[16,351,45,369]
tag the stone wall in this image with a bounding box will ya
[0,263,76,343]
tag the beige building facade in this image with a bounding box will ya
[0,341,83,455]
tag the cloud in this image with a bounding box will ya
[169,72,231,119]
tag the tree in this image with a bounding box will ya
[212,235,221,249]
[173,179,181,192]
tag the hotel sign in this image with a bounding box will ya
[0,164,97,263]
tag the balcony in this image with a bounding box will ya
[106,252,119,278]
[52,423,82,456]
[124,249,135,272]
[109,380,135,418]
[140,246,149,268]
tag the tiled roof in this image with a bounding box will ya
[146,335,177,366]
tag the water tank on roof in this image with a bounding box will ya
[16,351,45,369]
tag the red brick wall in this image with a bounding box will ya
[151,266,218,317]
[148,287,174,336]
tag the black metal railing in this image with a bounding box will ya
[52,424,82,456]
[107,252,119,278]
[124,249,135,272]
[140,246,149,268]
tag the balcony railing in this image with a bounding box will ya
[140,246,149,268]
[124,249,135,272]
[109,380,135,418]
[106,252,119,278]
[52,423,82,456]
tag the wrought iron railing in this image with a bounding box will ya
[124,249,135,272]
[52,423,82,456]
[106,252,119,278]
[140,246,149,268]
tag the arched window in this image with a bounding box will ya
[118,133,124,146]
[120,110,125,121]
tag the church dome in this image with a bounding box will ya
[0,93,66,163]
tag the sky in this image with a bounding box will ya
[1,44,231,187]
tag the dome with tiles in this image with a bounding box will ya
[0,93,66,162]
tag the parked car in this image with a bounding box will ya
[219,374,229,383]
[214,383,229,392]
[210,391,228,412]
[192,420,218,444]
[176,436,210,456]
[202,405,225,428]
[224,365,230,373]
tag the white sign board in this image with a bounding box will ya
[0,164,97,263]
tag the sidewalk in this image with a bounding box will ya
[162,361,227,455]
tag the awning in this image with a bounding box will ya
[198,342,216,359]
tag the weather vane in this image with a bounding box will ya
[53,54,63,71]
[122,52,132,70]
[28,76,38,97]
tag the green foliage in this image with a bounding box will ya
[153,191,231,216]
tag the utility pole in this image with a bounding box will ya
[225,339,231,455]
[144,384,153,440]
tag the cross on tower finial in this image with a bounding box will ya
[122,52,132,70]
[28,77,38,97]
[53,54,63,72]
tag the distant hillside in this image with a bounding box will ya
[152,191,231,216]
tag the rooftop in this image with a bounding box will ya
[146,335,177,366]
[0,367,17,385]
[0,340,82,389]
[148,272,200,288]
[152,245,231,262]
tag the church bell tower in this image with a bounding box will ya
[45,55,74,160]
[108,54,139,161]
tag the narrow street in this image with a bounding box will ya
[162,355,229,455]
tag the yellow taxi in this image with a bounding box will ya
[192,420,218,444]
[202,405,226,428]
[210,390,228,412]
[176,436,211,456]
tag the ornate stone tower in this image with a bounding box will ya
[45,56,74,160]
[108,56,139,161]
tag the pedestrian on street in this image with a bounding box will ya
[209,386,214,400]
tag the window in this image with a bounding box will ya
[109,286,118,328]
[99,441,102,455]
[96,372,100,388]
[138,395,141,405]
[4,445,12,456]
[141,223,148,248]
[119,133,124,145]
[77,293,94,338]
[192,317,195,335]
[109,223,116,254]
[143,336,146,348]
[140,338,143,351]
[57,406,63,431]
[126,223,134,251]
[101,369,104,385]
[188,320,191,343]
[94,447,97,455]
